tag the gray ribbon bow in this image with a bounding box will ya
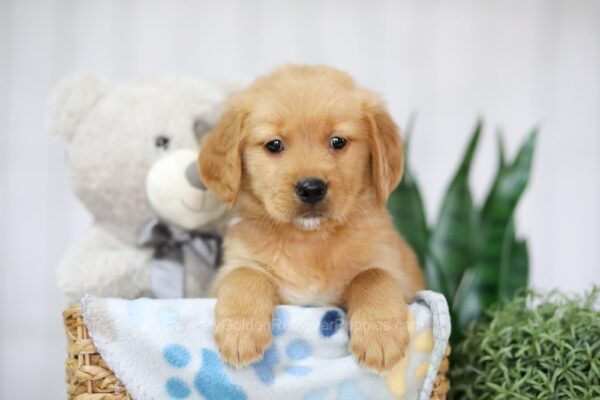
[138,218,222,298]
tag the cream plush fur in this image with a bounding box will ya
[49,75,235,304]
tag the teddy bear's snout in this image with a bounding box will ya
[185,161,207,191]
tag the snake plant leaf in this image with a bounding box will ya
[424,256,448,296]
[499,229,530,302]
[507,239,528,298]
[481,132,507,226]
[388,166,428,268]
[481,129,537,233]
[453,129,537,330]
[450,268,481,341]
[387,117,428,268]
[429,120,482,300]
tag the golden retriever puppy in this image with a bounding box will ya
[199,65,424,372]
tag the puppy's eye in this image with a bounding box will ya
[330,136,347,150]
[265,139,284,153]
[155,136,170,150]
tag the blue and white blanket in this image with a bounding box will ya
[81,291,450,400]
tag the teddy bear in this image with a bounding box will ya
[48,74,236,304]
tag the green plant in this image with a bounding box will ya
[387,120,537,343]
[450,288,600,399]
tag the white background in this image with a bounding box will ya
[1,0,599,398]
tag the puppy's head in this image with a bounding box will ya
[200,65,404,231]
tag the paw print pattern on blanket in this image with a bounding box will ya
[271,308,290,337]
[164,344,191,368]
[163,344,193,399]
[166,377,192,399]
[252,310,314,385]
[383,310,436,398]
[319,309,343,337]
[303,379,368,400]
[251,345,280,385]
[162,344,247,400]
[85,293,450,400]
[195,349,247,400]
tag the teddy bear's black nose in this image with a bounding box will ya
[186,162,206,190]
[295,178,328,204]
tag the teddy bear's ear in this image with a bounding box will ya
[47,74,110,141]
[192,80,245,142]
[214,79,246,97]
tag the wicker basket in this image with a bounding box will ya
[63,305,450,400]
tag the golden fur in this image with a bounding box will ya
[199,65,424,372]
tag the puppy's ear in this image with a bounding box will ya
[364,98,405,207]
[199,105,246,206]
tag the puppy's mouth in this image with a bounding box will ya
[293,216,323,231]
[292,208,328,231]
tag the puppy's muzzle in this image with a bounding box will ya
[295,178,327,204]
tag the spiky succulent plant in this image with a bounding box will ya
[387,120,537,344]
[450,288,600,399]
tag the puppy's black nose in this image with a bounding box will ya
[295,178,327,204]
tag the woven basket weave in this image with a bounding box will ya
[63,305,450,400]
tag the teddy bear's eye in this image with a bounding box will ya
[155,136,170,150]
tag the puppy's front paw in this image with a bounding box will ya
[214,310,273,367]
[349,313,409,372]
